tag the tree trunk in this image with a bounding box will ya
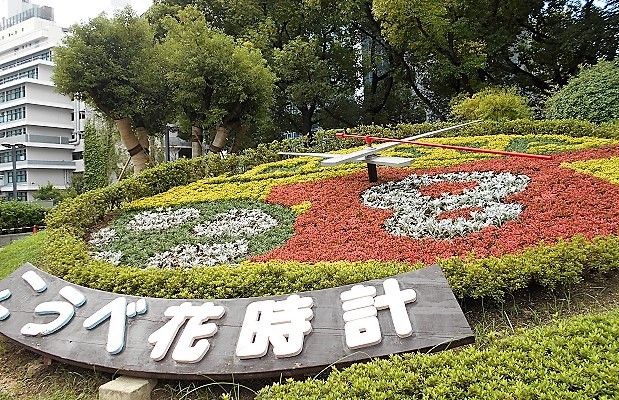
[210,126,228,154]
[136,126,150,154]
[115,118,150,174]
[191,126,203,158]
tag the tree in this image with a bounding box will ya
[157,7,275,154]
[372,0,618,117]
[53,8,168,173]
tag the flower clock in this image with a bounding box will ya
[89,134,619,269]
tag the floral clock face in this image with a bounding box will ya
[88,201,295,268]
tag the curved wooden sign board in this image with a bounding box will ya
[0,264,473,380]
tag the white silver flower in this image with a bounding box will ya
[146,239,250,268]
[91,250,123,266]
[362,171,530,239]
[88,227,117,246]
[193,208,278,238]
[126,207,200,232]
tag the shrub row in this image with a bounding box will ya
[0,201,47,230]
[256,308,619,399]
[40,225,619,301]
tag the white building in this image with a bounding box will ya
[0,0,85,201]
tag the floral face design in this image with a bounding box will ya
[362,172,530,239]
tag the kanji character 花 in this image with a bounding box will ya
[340,278,416,350]
[148,302,225,363]
[0,289,11,321]
[83,297,147,355]
[236,295,313,359]
[20,271,86,337]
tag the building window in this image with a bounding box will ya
[0,50,52,72]
[6,191,27,201]
[6,170,26,183]
[71,111,86,121]
[0,67,38,85]
[72,151,83,161]
[1,148,27,163]
[0,107,26,123]
[0,127,26,138]
[0,86,25,103]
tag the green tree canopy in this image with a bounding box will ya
[53,8,168,172]
[157,7,276,153]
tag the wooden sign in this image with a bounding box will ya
[0,264,473,380]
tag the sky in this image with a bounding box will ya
[0,0,154,27]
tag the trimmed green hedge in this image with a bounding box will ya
[257,308,619,399]
[0,201,46,230]
[41,224,619,300]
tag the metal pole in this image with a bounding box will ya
[165,128,171,162]
[367,163,378,182]
[11,145,17,201]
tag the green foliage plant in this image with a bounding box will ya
[0,202,47,230]
[91,200,296,266]
[546,60,619,123]
[256,308,619,399]
[451,87,533,121]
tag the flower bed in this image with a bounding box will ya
[40,134,619,300]
[87,200,295,267]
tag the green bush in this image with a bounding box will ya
[546,60,619,123]
[40,225,619,301]
[451,87,533,121]
[0,201,47,230]
[257,308,619,399]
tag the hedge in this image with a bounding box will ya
[0,201,46,230]
[256,308,619,399]
[41,119,619,301]
[41,224,619,301]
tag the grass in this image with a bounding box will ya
[0,232,47,279]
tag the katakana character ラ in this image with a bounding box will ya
[236,295,313,359]
[148,302,225,363]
